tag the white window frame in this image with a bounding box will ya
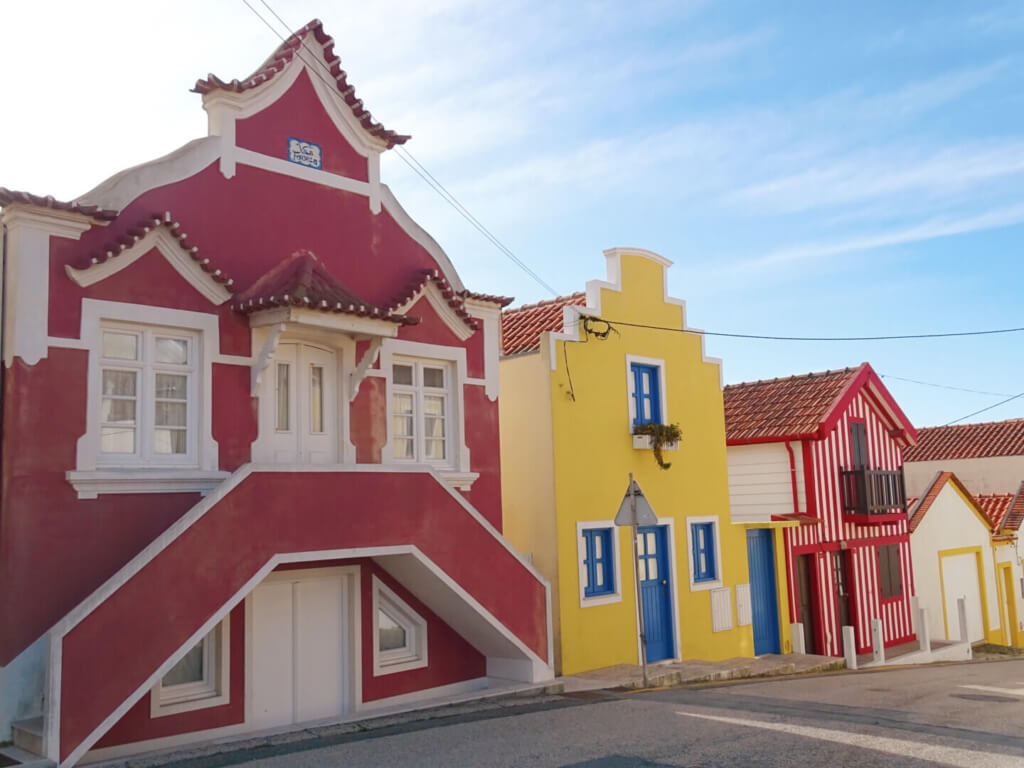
[625,354,668,429]
[371,575,428,676]
[686,515,724,591]
[376,339,474,489]
[97,324,199,466]
[388,357,453,467]
[150,616,230,718]
[68,300,227,499]
[577,520,623,608]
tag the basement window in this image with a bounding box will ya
[372,576,428,676]
[151,618,230,717]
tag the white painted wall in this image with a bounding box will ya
[905,456,1024,497]
[0,635,47,739]
[726,442,804,523]
[910,482,999,642]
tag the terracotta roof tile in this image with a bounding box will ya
[904,419,1024,462]
[1004,481,1024,532]
[976,492,1014,532]
[0,187,117,221]
[907,471,954,533]
[459,290,515,307]
[193,19,409,148]
[723,366,864,442]
[501,293,587,356]
[71,211,235,288]
[233,249,414,324]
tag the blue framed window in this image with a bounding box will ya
[630,363,661,426]
[691,522,717,583]
[582,528,615,598]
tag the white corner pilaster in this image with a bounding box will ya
[368,152,382,214]
[203,97,242,180]
[2,206,94,367]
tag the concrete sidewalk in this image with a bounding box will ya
[562,653,846,691]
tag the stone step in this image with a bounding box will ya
[11,716,43,758]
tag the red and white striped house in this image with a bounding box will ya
[723,364,918,657]
[0,20,551,767]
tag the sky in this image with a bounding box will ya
[2,0,1022,429]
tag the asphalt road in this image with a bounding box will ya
[156,660,1024,768]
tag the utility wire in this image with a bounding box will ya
[243,0,558,297]
[944,391,1024,426]
[879,374,1013,398]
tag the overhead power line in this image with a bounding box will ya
[879,374,1013,398]
[241,0,559,297]
[944,390,1024,426]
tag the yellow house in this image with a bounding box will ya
[499,248,770,675]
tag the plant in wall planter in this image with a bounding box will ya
[632,422,682,470]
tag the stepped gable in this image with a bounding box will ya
[233,249,415,324]
[193,18,409,148]
[723,366,864,442]
[501,292,587,356]
[0,187,118,221]
[70,211,235,288]
[904,419,1024,462]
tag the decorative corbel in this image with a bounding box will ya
[348,337,383,402]
[251,323,286,395]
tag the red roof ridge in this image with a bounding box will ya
[724,365,864,390]
[71,210,235,289]
[233,249,414,325]
[908,471,956,532]
[0,187,118,221]
[192,19,409,149]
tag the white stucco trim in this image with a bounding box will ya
[234,148,371,196]
[65,226,232,305]
[70,300,222,493]
[576,521,623,608]
[247,306,401,338]
[378,339,472,477]
[463,300,501,401]
[393,281,475,342]
[378,185,465,293]
[686,515,725,592]
[1,205,95,368]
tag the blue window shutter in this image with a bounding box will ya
[583,528,615,598]
[693,522,717,582]
[630,363,661,426]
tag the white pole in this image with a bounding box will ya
[630,472,650,688]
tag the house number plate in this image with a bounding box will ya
[288,137,322,169]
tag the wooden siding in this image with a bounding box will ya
[784,391,914,655]
[727,442,804,522]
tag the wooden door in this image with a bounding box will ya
[746,529,781,655]
[833,551,852,632]
[794,554,817,654]
[637,525,674,663]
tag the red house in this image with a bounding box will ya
[0,20,551,766]
[723,364,918,658]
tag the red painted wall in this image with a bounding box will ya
[94,604,246,748]
[58,471,547,760]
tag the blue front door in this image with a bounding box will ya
[746,529,781,655]
[637,525,674,663]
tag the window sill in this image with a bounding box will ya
[438,470,480,491]
[632,435,679,451]
[690,577,723,592]
[580,591,623,608]
[67,469,231,500]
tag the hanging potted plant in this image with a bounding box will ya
[631,422,682,470]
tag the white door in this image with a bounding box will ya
[260,342,337,464]
[250,569,355,728]
[942,553,985,642]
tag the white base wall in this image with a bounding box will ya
[0,635,47,739]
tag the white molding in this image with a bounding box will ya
[625,354,668,429]
[576,521,623,608]
[463,300,500,401]
[247,306,400,338]
[358,676,488,712]
[73,300,222,480]
[65,227,232,306]
[371,575,428,676]
[632,435,679,451]
[66,469,229,500]
[250,322,285,396]
[2,206,94,368]
[149,616,231,718]
[393,281,474,342]
[438,470,479,491]
[686,515,724,592]
[348,337,382,402]
[378,185,465,293]
[379,339,472,475]
[235,147,371,197]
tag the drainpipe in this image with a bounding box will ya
[785,441,800,517]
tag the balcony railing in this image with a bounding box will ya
[839,467,906,517]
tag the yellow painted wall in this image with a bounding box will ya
[501,249,758,675]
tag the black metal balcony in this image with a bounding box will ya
[839,467,906,518]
